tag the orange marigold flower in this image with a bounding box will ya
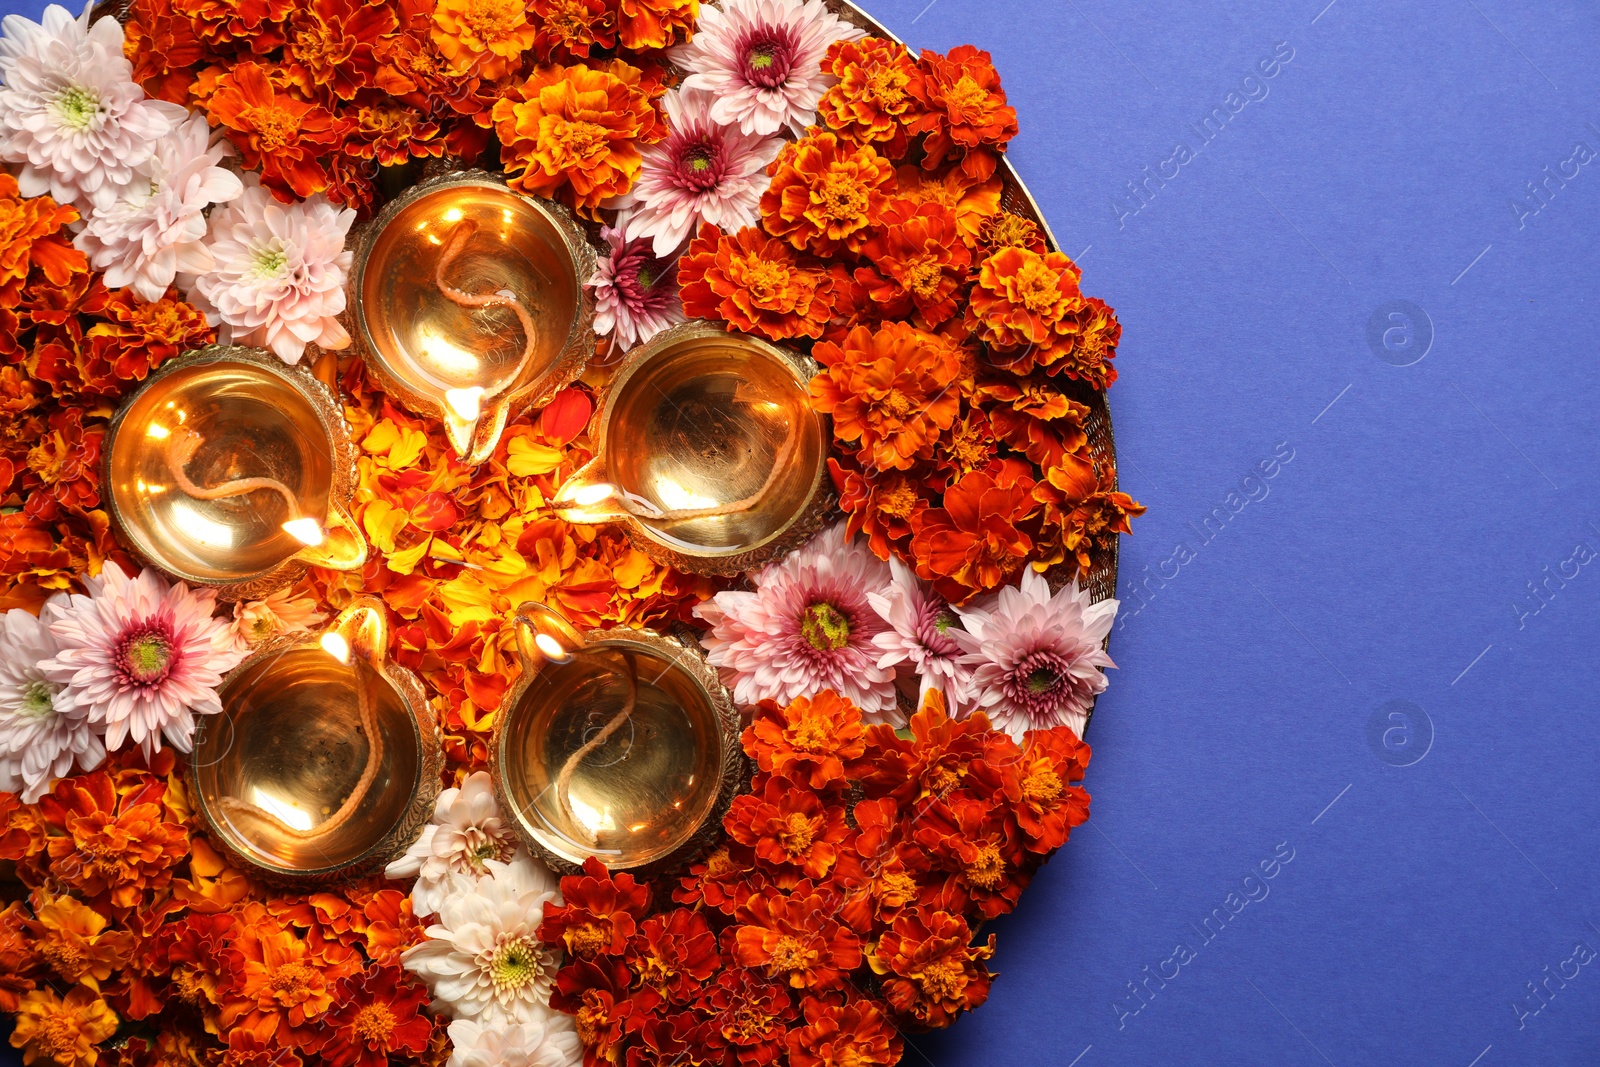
[37,769,190,911]
[624,908,719,1001]
[0,173,84,306]
[218,901,362,1052]
[283,0,396,100]
[861,692,991,805]
[784,995,902,1067]
[810,321,965,471]
[697,967,795,1066]
[993,726,1092,853]
[168,0,295,50]
[855,201,971,325]
[733,888,861,989]
[10,985,118,1067]
[1054,294,1122,389]
[908,44,1019,182]
[614,0,697,51]
[82,287,212,392]
[910,458,1037,601]
[492,59,663,215]
[976,375,1090,468]
[205,62,343,201]
[726,775,850,880]
[217,1031,304,1067]
[973,207,1048,258]
[152,911,245,1020]
[431,0,538,78]
[760,131,896,256]
[1033,451,1144,576]
[914,794,1030,918]
[818,36,925,159]
[28,891,136,993]
[550,958,637,1065]
[347,101,446,166]
[679,223,841,342]
[321,965,433,1067]
[893,163,1002,244]
[830,456,937,561]
[0,900,38,1013]
[672,841,759,916]
[28,409,104,513]
[123,0,206,103]
[742,690,866,789]
[967,245,1083,349]
[529,0,616,62]
[868,910,995,1028]
[539,856,651,960]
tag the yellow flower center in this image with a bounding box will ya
[879,482,918,519]
[865,67,907,106]
[879,869,918,908]
[919,957,966,1000]
[801,601,851,651]
[780,811,818,857]
[568,922,611,959]
[490,935,547,994]
[965,842,1005,890]
[944,74,991,115]
[40,940,87,981]
[34,1014,81,1059]
[817,172,870,224]
[351,1003,397,1043]
[767,934,816,975]
[266,962,318,1006]
[554,118,610,161]
[52,84,101,131]
[1013,260,1064,315]
[788,714,832,752]
[882,388,915,418]
[741,259,793,303]
[903,256,944,298]
[1022,767,1063,804]
[246,106,299,152]
[727,1004,776,1042]
[462,0,526,44]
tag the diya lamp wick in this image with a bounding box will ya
[161,425,329,546]
[435,218,538,431]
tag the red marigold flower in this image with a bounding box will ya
[893,163,1002,244]
[830,456,939,561]
[726,775,851,880]
[697,968,795,1067]
[913,795,1030,919]
[151,911,244,1023]
[1032,451,1144,576]
[615,0,697,51]
[854,201,971,326]
[907,44,1019,183]
[36,768,189,912]
[869,909,995,1028]
[860,691,992,806]
[346,100,446,166]
[217,1031,304,1067]
[123,0,206,103]
[0,173,83,306]
[78,287,212,395]
[988,726,1092,853]
[550,957,641,1067]
[492,59,665,216]
[283,0,396,100]
[625,908,719,1002]
[976,375,1090,468]
[0,901,38,1013]
[732,887,861,990]
[785,994,902,1067]
[673,841,760,916]
[810,321,966,472]
[818,36,926,159]
[678,223,842,342]
[321,965,433,1067]
[1056,294,1123,389]
[205,62,343,201]
[967,245,1083,348]
[973,208,1049,258]
[742,690,867,789]
[910,458,1038,601]
[27,409,103,513]
[540,856,650,960]
[170,0,295,50]
[529,0,616,62]
[760,131,896,257]
[217,901,362,1053]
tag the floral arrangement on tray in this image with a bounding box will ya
[0,0,1144,1064]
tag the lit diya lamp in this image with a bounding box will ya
[105,345,367,601]
[351,171,598,466]
[190,598,442,883]
[551,322,830,575]
[491,602,742,873]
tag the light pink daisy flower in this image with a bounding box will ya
[671,0,864,137]
[952,568,1118,741]
[0,597,106,802]
[41,563,245,758]
[694,521,900,721]
[868,555,972,714]
[230,587,326,651]
[187,174,354,366]
[385,771,521,919]
[587,225,685,354]
[612,87,785,256]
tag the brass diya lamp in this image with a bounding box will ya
[551,322,830,575]
[105,345,367,601]
[351,171,598,466]
[190,598,442,884]
[491,602,743,873]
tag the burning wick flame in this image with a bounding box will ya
[444,386,484,423]
[320,632,351,664]
[533,632,570,664]
[281,518,326,547]
[561,482,617,508]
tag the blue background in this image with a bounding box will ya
[5,0,1600,1065]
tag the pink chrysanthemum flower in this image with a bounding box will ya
[187,174,354,366]
[953,568,1118,741]
[694,521,900,721]
[0,597,106,803]
[40,563,245,758]
[230,588,326,651]
[612,87,785,256]
[0,4,185,211]
[671,0,864,137]
[587,225,685,354]
[868,555,972,715]
[385,771,521,919]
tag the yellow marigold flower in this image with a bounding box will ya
[431,0,539,80]
[30,892,136,993]
[492,60,665,216]
[11,986,118,1067]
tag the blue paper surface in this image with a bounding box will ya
[2,1,1597,1064]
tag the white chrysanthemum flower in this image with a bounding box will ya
[612,86,785,256]
[446,1016,581,1067]
[401,853,564,1025]
[385,771,522,919]
[693,521,900,721]
[40,562,245,758]
[952,569,1118,741]
[868,555,973,714]
[0,598,106,802]
[75,111,244,303]
[187,174,354,366]
[671,0,863,137]
[0,4,185,211]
